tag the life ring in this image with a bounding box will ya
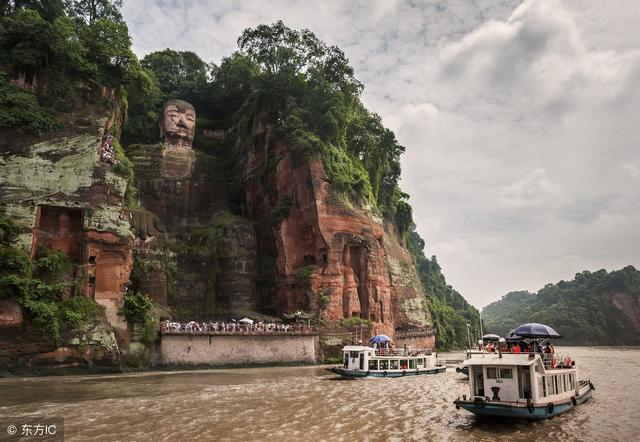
[402,370,406,376]
[456,367,461,372]
[571,397,577,406]
[473,397,485,409]
[589,382,595,391]
[547,403,554,414]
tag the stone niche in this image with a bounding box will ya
[31,205,84,262]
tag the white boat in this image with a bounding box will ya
[454,323,594,420]
[328,344,445,378]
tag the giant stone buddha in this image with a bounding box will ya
[128,99,257,316]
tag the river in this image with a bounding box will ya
[1,346,638,441]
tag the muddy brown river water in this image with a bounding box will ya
[0,346,638,441]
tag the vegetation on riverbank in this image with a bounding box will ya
[482,266,640,345]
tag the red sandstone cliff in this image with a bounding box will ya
[242,125,434,346]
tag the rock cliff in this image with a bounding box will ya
[240,127,434,347]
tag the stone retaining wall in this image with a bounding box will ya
[156,334,319,366]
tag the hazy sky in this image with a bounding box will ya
[123,0,640,308]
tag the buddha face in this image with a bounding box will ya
[160,100,196,148]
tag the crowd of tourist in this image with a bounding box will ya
[481,340,556,355]
[100,134,117,165]
[479,340,574,368]
[160,320,313,335]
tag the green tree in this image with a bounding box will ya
[67,0,122,25]
[141,49,209,104]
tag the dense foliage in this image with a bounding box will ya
[407,227,480,350]
[125,21,407,218]
[482,266,640,345]
[0,0,148,132]
[0,215,103,345]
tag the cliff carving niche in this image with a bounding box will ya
[32,206,84,262]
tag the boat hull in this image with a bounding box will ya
[328,366,446,378]
[454,387,593,420]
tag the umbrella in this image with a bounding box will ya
[505,330,523,342]
[511,323,562,339]
[482,333,501,342]
[369,335,392,344]
[238,317,253,324]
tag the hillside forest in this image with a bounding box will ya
[482,266,640,346]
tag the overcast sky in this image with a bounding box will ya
[122,0,640,308]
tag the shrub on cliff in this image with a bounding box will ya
[0,72,56,133]
[119,291,153,324]
[0,215,100,345]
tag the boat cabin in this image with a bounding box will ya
[341,345,438,374]
[465,351,579,404]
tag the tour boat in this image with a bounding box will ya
[328,335,445,378]
[453,323,594,420]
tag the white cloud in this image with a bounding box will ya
[499,168,562,209]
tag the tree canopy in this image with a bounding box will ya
[0,0,145,130]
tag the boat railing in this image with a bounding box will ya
[375,348,433,357]
[541,353,575,369]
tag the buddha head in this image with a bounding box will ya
[159,99,196,148]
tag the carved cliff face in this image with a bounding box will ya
[159,100,196,148]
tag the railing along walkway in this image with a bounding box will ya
[161,326,317,336]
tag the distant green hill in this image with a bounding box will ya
[482,266,640,346]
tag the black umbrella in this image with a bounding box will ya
[505,329,523,342]
[511,323,562,339]
[482,333,501,342]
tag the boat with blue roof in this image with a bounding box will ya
[328,334,446,378]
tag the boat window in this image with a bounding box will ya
[350,351,359,359]
[369,359,378,370]
[563,375,567,392]
[400,360,408,369]
[499,368,513,379]
[549,376,556,395]
[569,374,574,389]
[554,376,559,394]
[390,360,399,370]
[486,367,498,379]
[380,360,389,370]
[538,376,546,397]
[409,359,416,369]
